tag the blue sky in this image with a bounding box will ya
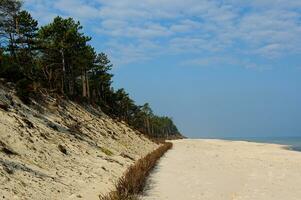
[24,0,301,138]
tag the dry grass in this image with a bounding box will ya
[99,142,173,200]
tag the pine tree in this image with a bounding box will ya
[90,52,113,103]
[0,0,22,57]
[38,17,91,95]
[15,10,39,78]
[0,1,182,138]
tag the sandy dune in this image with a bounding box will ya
[0,83,158,200]
[143,139,301,200]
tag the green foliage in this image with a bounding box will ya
[0,0,182,139]
[0,0,22,51]
[38,16,91,95]
[0,52,23,81]
[90,52,114,103]
[0,4,39,81]
[16,78,33,104]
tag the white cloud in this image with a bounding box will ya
[53,0,100,19]
[104,39,163,65]
[170,20,202,33]
[23,0,301,66]
[23,0,58,24]
[96,22,172,39]
[181,56,273,71]
[237,9,301,57]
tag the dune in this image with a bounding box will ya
[0,83,158,200]
[142,139,301,200]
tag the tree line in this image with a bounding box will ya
[0,0,182,138]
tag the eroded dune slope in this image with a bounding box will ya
[0,81,158,200]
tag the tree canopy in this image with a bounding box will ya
[0,0,182,139]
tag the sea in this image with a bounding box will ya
[220,136,301,152]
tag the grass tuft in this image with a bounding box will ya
[99,142,172,200]
[101,147,114,156]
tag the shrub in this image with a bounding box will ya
[99,142,172,200]
[16,78,34,104]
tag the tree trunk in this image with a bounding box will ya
[86,70,90,99]
[145,117,151,135]
[60,49,65,94]
[82,73,86,97]
[8,33,16,59]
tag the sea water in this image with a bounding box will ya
[222,136,301,152]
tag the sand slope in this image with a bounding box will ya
[0,82,158,200]
[143,139,301,200]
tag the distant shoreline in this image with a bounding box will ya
[187,136,301,152]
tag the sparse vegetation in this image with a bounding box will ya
[100,147,114,156]
[99,142,173,200]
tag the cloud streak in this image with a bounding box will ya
[23,0,301,67]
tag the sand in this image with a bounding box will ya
[143,139,301,200]
[0,82,158,200]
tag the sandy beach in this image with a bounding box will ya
[143,139,301,200]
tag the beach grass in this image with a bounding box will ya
[99,142,173,200]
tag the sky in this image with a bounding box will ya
[23,0,301,138]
